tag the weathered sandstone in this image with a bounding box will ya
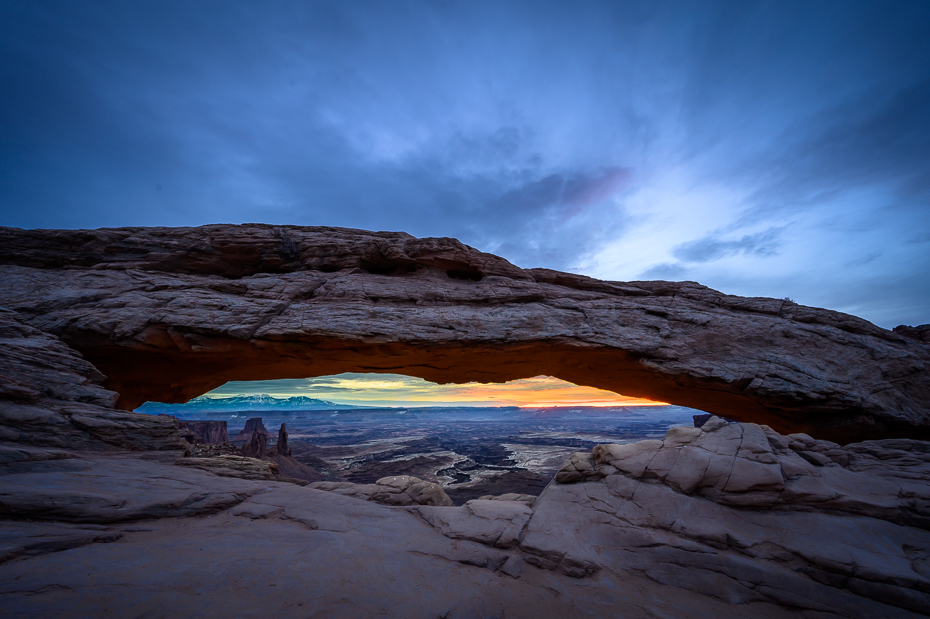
[175,453,309,485]
[0,475,811,619]
[240,428,267,458]
[416,499,534,548]
[309,475,454,507]
[176,419,228,445]
[535,417,930,614]
[0,224,928,442]
[230,417,270,443]
[0,308,186,452]
[2,420,930,617]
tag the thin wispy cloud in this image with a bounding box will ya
[208,374,666,408]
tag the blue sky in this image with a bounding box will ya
[2,1,929,327]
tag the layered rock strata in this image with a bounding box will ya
[0,224,928,442]
[535,417,930,615]
[0,308,185,452]
[176,419,228,445]
[240,428,267,459]
[230,417,270,443]
[175,454,309,485]
[310,475,454,507]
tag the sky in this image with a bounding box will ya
[207,374,667,408]
[1,0,929,334]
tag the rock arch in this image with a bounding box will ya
[1,224,928,443]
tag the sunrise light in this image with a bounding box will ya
[206,373,668,408]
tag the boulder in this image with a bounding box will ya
[309,475,453,507]
[478,493,536,507]
[175,454,308,486]
[416,499,534,548]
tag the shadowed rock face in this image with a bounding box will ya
[176,420,227,445]
[240,429,267,459]
[0,308,186,452]
[0,224,928,443]
[230,418,269,443]
[274,423,290,457]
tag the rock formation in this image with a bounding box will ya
[310,475,454,507]
[176,419,228,445]
[895,323,930,343]
[516,417,930,615]
[2,224,930,616]
[3,419,930,617]
[0,308,186,452]
[273,422,290,456]
[175,454,308,485]
[230,417,270,443]
[229,421,321,482]
[0,224,927,442]
[240,428,267,459]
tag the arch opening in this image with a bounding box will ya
[85,336,782,430]
[136,373,704,505]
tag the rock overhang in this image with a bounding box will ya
[0,223,928,444]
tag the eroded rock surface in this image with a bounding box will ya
[1,420,929,616]
[0,309,186,452]
[0,476,808,619]
[537,417,930,615]
[176,419,228,445]
[174,454,309,486]
[0,455,260,523]
[2,225,930,617]
[230,417,270,443]
[416,499,534,549]
[1,224,928,441]
[310,475,454,507]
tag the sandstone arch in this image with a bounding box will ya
[1,224,928,444]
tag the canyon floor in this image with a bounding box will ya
[178,405,700,503]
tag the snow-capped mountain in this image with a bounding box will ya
[136,394,355,412]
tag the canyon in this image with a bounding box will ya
[1,224,930,617]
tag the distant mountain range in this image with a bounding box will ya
[136,394,358,413]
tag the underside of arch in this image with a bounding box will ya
[1,223,928,445]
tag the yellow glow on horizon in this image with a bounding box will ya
[208,373,668,408]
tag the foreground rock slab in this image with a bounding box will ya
[3,415,930,617]
[0,454,261,523]
[0,459,819,619]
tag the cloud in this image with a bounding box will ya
[639,262,689,280]
[209,373,666,407]
[1,1,929,326]
[671,227,784,263]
